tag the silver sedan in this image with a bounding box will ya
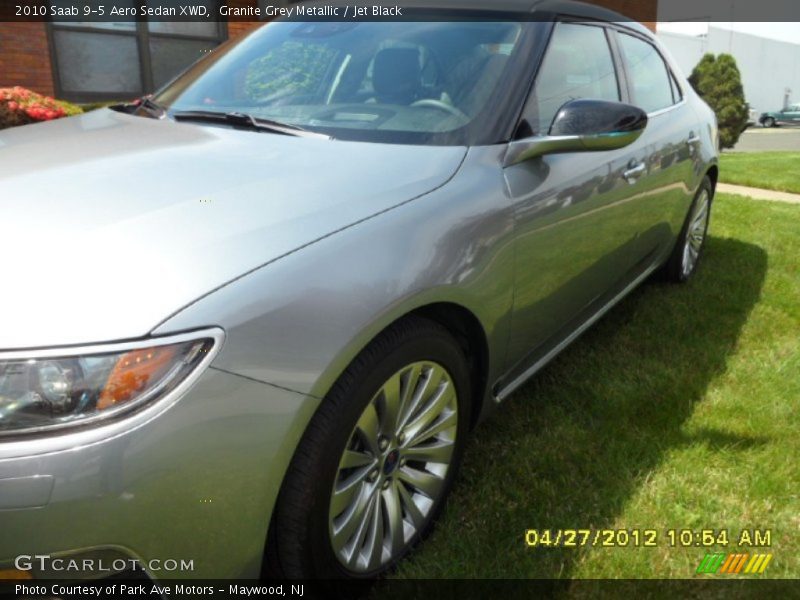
[0,3,718,581]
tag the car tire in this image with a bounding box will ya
[266,316,472,581]
[661,176,713,283]
[763,117,776,128]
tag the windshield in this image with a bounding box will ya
[154,21,527,145]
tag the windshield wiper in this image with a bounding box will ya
[109,95,166,118]
[170,110,331,140]
[140,96,166,116]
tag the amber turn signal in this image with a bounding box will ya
[97,346,178,410]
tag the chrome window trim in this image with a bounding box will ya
[0,327,225,460]
[647,98,687,118]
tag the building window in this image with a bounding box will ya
[49,2,226,102]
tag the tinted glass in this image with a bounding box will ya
[50,0,136,30]
[148,11,220,38]
[527,23,619,135]
[155,21,526,145]
[53,30,141,94]
[149,22,220,37]
[54,22,136,32]
[150,37,218,89]
[618,33,675,113]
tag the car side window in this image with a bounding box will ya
[525,23,620,135]
[618,33,676,114]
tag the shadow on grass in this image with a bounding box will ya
[387,235,768,583]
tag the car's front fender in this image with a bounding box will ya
[153,145,516,418]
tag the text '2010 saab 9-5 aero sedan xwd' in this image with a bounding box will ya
[0,0,718,582]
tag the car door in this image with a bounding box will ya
[613,29,703,267]
[787,104,800,123]
[501,21,652,384]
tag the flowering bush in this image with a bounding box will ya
[0,86,83,130]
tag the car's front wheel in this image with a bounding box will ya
[267,316,471,580]
[762,116,776,128]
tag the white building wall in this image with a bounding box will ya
[657,27,800,115]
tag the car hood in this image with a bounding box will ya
[0,109,466,349]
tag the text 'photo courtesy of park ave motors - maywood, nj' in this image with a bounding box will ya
[14,584,305,598]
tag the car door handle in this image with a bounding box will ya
[623,162,646,184]
[687,133,701,156]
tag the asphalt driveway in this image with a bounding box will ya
[731,125,800,152]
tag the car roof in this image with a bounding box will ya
[290,0,653,38]
[534,0,653,36]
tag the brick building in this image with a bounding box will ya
[0,0,656,102]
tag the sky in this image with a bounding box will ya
[657,22,800,46]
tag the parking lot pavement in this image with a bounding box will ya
[731,126,800,152]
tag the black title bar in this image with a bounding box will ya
[2,0,800,22]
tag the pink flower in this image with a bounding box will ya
[2,86,79,126]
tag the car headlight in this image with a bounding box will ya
[0,329,222,436]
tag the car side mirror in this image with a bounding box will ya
[504,99,648,167]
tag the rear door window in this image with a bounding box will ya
[617,33,676,114]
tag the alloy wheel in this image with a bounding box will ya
[328,361,458,573]
[681,189,710,278]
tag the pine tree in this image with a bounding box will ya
[688,53,749,150]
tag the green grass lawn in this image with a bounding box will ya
[720,152,800,194]
[386,194,799,581]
